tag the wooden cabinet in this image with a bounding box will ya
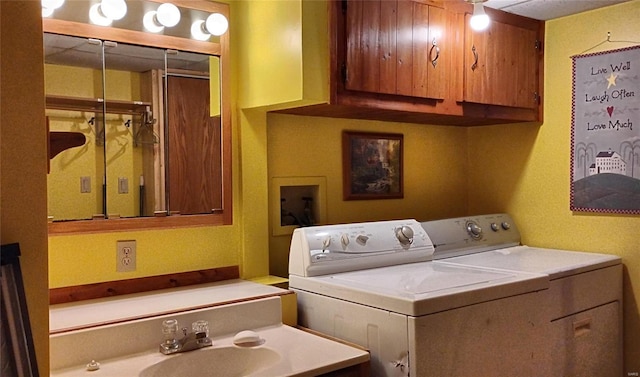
[277,0,544,126]
[461,12,541,110]
[344,0,449,100]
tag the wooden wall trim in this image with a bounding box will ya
[49,265,240,305]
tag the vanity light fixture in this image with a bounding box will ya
[468,0,490,31]
[89,0,128,26]
[41,0,64,17]
[143,3,181,33]
[191,13,228,41]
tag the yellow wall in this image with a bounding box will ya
[265,0,640,371]
[47,1,276,287]
[0,1,50,372]
[41,0,640,373]
[267,115,469,276]
[468,1,640,371]
[235,0,303,109]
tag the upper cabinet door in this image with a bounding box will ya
[344,0,448,100]
[463,16,540,109]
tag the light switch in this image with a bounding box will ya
[80,176,91,193]
[118,177,129,194]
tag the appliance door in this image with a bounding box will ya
[408,289,549,377]
[548,297,622,377]
[295,289,410,377]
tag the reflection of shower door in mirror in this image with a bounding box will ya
[166,75,222,215]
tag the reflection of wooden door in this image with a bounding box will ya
[166,75,222,215]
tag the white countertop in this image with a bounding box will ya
[50,281,369,376]
[50,324,369,377]
[50,279,289,333]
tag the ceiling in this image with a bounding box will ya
[483,0,631,20]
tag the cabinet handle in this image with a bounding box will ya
[573,317,592,338]
[471,45,478,71]
[429,38,440,68]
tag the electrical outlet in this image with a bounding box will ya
[116,240,136,272]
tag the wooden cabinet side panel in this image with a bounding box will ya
[345,0,363,91]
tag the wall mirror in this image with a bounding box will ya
[43,0,232,234]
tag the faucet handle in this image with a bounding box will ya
[162,319,179,339]
[160,319,180,354]
[192,320,209,337]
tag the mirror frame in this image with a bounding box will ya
[44,0,232,235]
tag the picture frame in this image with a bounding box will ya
[342,131,403,200]
[570,45,640,214]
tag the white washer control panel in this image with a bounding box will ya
[289,219,434,277]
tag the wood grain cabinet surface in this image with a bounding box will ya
[344,0,449,100]
[461,11,542,110]
[278,0,544,126]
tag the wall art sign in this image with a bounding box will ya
[571,45,640,214]
[342,131,403,200]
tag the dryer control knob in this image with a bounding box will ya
[340,233,350,248]
[356,235,369,246]
[466,221,482,239]
[322,236,332,250]
[501,222,511,230]
[490,223,499,231]
[395,226,414,245]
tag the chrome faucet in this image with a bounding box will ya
[159,319,212,355]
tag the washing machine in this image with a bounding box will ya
[421,213,623,377]
[288,219,550,377]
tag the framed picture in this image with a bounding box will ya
[342,131,403,200]
[570,45,640,214]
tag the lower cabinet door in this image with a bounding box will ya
[549,301,622,377]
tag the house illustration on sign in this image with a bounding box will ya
[589,149,627,176]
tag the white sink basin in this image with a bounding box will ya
[139,346,281,377]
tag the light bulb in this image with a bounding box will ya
[89,3,113,26]
[470,2,490,31]
[100,0,127,21]
[205,13,228,36]
[191,20,210,41]
[156,3,180,27]
[143,11,164,33]
[42,6,55,17]
[41,0,64,10]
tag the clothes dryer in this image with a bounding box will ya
[421,213,623,377]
